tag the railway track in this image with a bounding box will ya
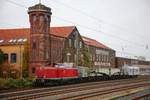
[0,78,131,94]
[0,78,140,96]
[60,82,150,100]
[0,77,149,100]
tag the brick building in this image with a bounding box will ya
[115,57,150,68]
[0,26,84,77]
[50,26,84,66]
[0,27,116,78]
[0,3,115,78]
[82,36,116,71]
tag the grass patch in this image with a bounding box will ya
[0,78,32,89]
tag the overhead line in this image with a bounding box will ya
[50,0,147,41]
[4,0,146,47]
[53,16,145,47]
[2,22,149,60]
[4,0,28,8]
[2,0,150,60]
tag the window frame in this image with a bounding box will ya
[10,53,17,63]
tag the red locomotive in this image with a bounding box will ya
[35,67,79,79]
[34,65,80,86]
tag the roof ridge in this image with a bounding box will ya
[82,36,111,49]
[82,36,96,41]
[0,26,75,30]
[0,28,30,30]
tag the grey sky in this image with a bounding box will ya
[0,0,150,60]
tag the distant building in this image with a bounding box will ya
[82,36,116,71]
[115,57,150,68]
[137,56,146,61]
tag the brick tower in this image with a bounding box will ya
[28,3,52,77]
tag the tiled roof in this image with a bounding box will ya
[0,28,30,44]
[0,26,75,44]
[50,26,75,37]
[0,26,110,50]
[82,36,110,49]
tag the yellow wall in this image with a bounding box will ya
[0,44,24,71]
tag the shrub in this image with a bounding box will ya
[0,78,9,89]
[7,78,18,88]
[0,78,32,89]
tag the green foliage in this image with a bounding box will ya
[0,78,32,89]
[78,47,93,67]
[0,78,8,88]
[22,43,30,78]
[6,78,18,88]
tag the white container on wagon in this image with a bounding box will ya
[95,67,120,75]
[122,65,140,75]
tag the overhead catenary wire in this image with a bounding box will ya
[2,0,150,60]
[0,22,145,58]
[0,22,148,60]
[1,22,148,60]
[3,0,149,49]
[51,0,149,51]
[4,0,146,47]
[50,0,148,42]
[47,0,147,48]
[4,0,28,8]
[53,16,146,47]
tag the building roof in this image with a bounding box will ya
[0,28,30,44]
[50,26,75,37]
[82,36,110,49]
[0,26,75,44]
[0,26,111,50]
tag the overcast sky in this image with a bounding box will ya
[0,0,150,60]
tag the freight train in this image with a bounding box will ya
[33,63,138,86]
[33,56,150,86]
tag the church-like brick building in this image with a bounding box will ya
[0,3,115,78]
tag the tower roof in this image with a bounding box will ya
[28,3,51,14]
